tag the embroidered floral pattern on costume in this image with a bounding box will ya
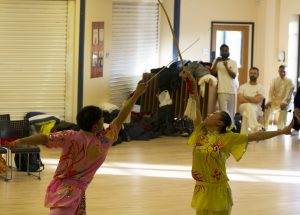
[100,136,110,144]
[192,170,204,181]
[56,139,85,178]
[192,133,227,183]
[99,125,116,144]
[195,135,208,146]
[76,192,86,215]
[56,183,74,198]
[211,169,222,181]
[210,138,225,152]
[205,136,225,162]
[194,184,205,193]
[45,124,119,209]
[48,130,70,148]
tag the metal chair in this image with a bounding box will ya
[0,114,10,121]
[0,120,42,180]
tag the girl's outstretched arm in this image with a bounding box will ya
[248,120,293,142]
[112,82,148,129]
[184,71,202,127]
[7,134,48,148]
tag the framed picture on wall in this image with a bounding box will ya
[91,22,104,78]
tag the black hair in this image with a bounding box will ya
[219,111,232,133]
[76,105,103,132]
[279,65,286,70]
[220,44,229,50]
[250,67,260,76]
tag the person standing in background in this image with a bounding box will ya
[211,44,238,122]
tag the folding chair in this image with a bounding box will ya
[0,114,10,121]
[0,120,42,180]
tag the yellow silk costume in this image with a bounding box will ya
[188,124,248,213]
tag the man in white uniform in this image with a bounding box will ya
[264,65,294,130]
[238,67,265,133]
[211,44,238,121]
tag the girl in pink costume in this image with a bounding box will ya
[8,82,148,215]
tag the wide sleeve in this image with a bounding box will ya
[98,123,119,147]
[45,130,75,148]
[187,124,206,146]
[282,79,294,104]
[223,132,248,161]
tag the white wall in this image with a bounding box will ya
[279,0,300,89]
[160,0,258,65]
[82,0,260,114]
[255,0,300,97]
[159,0,175,66]
[76,0,300,121]
[287,15,299,88]
[160,0,300,100]
[255,0,281,95]
[83,0,112,108]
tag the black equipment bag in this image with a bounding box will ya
[14,152,44,172]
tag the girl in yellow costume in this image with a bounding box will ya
[184,72,293,215]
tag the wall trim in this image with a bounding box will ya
[77,0,85,112]
[210,21,255,67]
[173,0,180,61]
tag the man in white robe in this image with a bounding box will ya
[264,65,294,130]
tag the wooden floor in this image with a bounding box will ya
[1,133,300,215]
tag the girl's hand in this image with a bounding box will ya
[183,70,196,83]
[7,139,21,149]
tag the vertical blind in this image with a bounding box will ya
[0,0,68,120]
[110,0,159,107]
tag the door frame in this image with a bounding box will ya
[297,15,300,89]
[210,21,255,77]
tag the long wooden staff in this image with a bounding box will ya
[146,37,200,83]
[157,0,197,120]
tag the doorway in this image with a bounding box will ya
[288,15,300,89]
[210,22,254,86]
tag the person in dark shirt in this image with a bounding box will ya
[293,87,300,131]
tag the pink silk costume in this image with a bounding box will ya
[44,124,119,211]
